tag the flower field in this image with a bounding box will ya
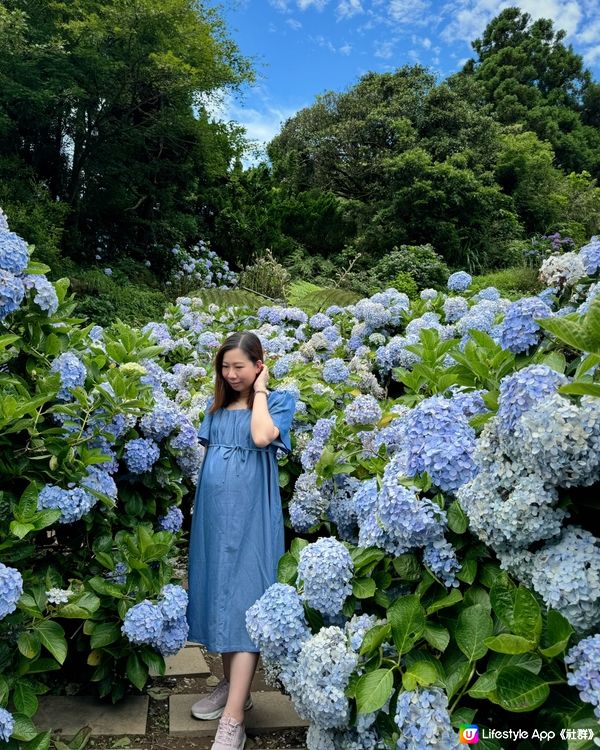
[1,205,600,749]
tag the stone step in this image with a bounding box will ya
[150,644,211,677]
[169,691,310,736]
[35,695,149,737]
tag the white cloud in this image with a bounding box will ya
[577,17,600,44]
[311,34,339,51]
[422,36,432,48]
[374,39,395,58]
[286,17,303,28]
[389,0,432,25]
[298,0,330,9]
[337,0,364,19]
[269,0,290,11]
[339,41,353,54]
[584,42,600,62]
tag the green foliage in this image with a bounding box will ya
[391,272,418,299]
[470,266,543,298]
[375,245,450,291]
[238,249,290,301]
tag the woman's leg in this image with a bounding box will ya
[222,651,259,723]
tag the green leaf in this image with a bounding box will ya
[360,623,391,656]
[290,537,309,561]
[423,623,450,652]
[456,559,477,585]
[11,714,38,742]
[392,554,422,581]
[484,634,535,654]
[10,521,35,539]
[490,582,542,643]
[13,682,38,717]
[540,609,574,658]
[88,576,126,598]
[352,577,376,599]
[447,501,468,534]
[23,730,52,750]
[355,669,394,714]
[35,620,68,664]
[126,652,148,691]
[455,604,493,662]
[495,666,549,712]
[560,382,600,397]
[17,632,41,660]
[425,588,462,615]
[90,623,121,649]
[387,595,426,656]
[277,553,297,584]
[402,659,440,691]
[467,670,498,699]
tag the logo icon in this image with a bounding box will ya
[459,725,479,744]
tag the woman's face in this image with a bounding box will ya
[221,347,262,394]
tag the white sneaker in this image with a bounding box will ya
[191,678,253,721]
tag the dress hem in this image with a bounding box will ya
[187,634,260,654]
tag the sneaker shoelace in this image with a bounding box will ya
[215,716,240,745]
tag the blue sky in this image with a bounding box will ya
[209,0,600,157]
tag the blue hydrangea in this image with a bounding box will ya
[456,300,498,336]
[0,563,23,620]
[405,312,445,339]
[298,538,354,617]
[443,296,468,323]
[578,282,600,315]
[301,418,336,471]
[457,470,566,552]
[447,272,472,292]
[0,208,8,231]
[345,613,383,652]
[474,286,500,301]
[0,707,14,742]
[352,300,390,331]
[420,288,438,301]
[246,583,311,664]
[124,438,160,474]
[579,236,600,275]
[498,297,552,353]
[81,466,117,502]
[449,388,488,418]
[401,396,477,493]
[140,399,182,441]
[158,506,184,533]
[287,626,358,729]
[511,393,600,487]
[370,288,411,324]
[154,614,189,655]
[50,352,87,400]
[497,365,568,433]
[394,688,459,749]
[423,537,461,587]
[344,395,382,426]
[38,484,97,524]
[323,358,350,384]
[310,313,333,330]
[327,475,361,543]
[565,634,600,720]
[375,336,420,374]
[23,274,59,315]
[273,355,293,378]
[289,471,332,531]
[158,584,188,622]
[0,229,29,274]
[529,527,600,633]
[122,600,163,644]
[354,478,386,549]
[307,725,381,750]
[0,268,25,319]
[106,562,128,584]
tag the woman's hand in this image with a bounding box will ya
[254,364,269,391]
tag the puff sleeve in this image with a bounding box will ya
[198,397,214,447]
[267,390,296,454]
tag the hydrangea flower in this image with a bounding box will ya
[375,336,420,374]
[394,688,459,749]
[23,274,59,315]
[0,707,14,742]
[122,600,163,644]
[140,399,182,441]
[447,271,472,292]
[38,484,97,524]
[0,229,29,274]
[46,588,70,605]
[345,613,383,652]
[565,634,600,720]
[423,537,461,587]
[498,297,552,354]
[0,563,23,620]
[443,296,468,323]
[474,286,500,301]
[81,466,118,502]
[0,268,25,319]
[420,288,438,301]
[539,253,586,288]
[344,395,382,426]
[154,614,189,655]
[298,538,354,617]
[401,396,477,493]
[158,584,188,623]
[286,627,358,729]
[124,438,160,474]
[310,313,333,330]
[323,358,350,384]
[50,352,87,400]
[579,236,600,275]
[327,475,361,543]
[122,586,189,655]
[289,471,331,531]
[497,365,568,433]
[528,527,600,633]
[246,583,311,664]
[301,418,336,471]
[158,506,184,533]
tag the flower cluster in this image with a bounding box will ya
[498,297,552,354]
[497,365,568,432]
[169,240,237,289]
[395,688,459,749]
[0,563,23,620]
[50,352,87,400]
[298,538,354,617]
[323,358,350,384]
[38,465,117,524]
[447,271,472,292]
[565,634,600,720]
[343,395,382,426]
[121,584,189,655]
[539,253,586,288]
[579,236,600,275]
[158,506,184,533]
[301,417,336,471]
[289,471,332,532]
[0,707,14,743]
[124,437,161,474]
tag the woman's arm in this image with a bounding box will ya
[250,365,280,447]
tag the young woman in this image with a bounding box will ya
[187,331,296,750]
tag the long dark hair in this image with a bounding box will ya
[209,331,264,413]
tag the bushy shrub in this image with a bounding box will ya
[238,248,290,300]
[470,266,542,298]
[374,244,450,290]
[391,271,418,299]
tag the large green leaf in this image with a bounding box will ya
[355,669,394,714]
[35,620,68,664]
[490,582,542,643]
[126,652,148,691]
[90,623,121,649]
[540,609,574,658]
[455,604,493,662]
[484,634,535,654]
[13,681,38,717]
[537,294,600,353]
[387,595,426,655]
[495,666,549,712]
